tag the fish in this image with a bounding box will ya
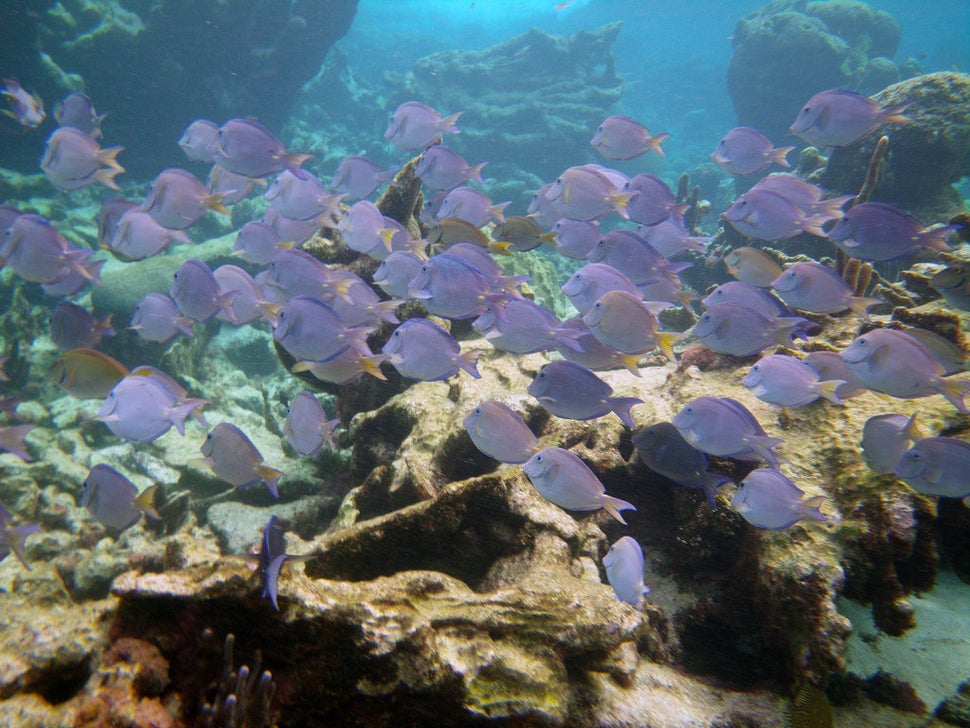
[591,115,669,160]
[415,146,484,191]
[442,243,528,294]
[291,342,388,385]
[894,436,970,502]
[753,174,851,221]
[710,126,793,176]
[208,164,258,206]
[437,186,508,227]
[2,79,45,128]
[128,365,209,428]
[265,169,343,222]
[0,501,39,569]
[178,119,219,162]
[672,396,783,466]
[3,213,98,285]
[213,265,276,325]
[407,253,510,320]
[426,217,493,251]
[555,317,642,376]
[170,258,239,323]
[49,348,129,399]
[96,198,138,250]
[724,189,829,241]
[339,200,399,257]
[632,422,731,506]
[273,295,371,364]
[41,259,105,298]
[491,216,557,253]
[384,101,462,150]
[130,293,195,343]
[603,536,649,606]
[639,218,709,259]
[789,88,911,147]
[551,218,600,260]
[771,262,880,317]
[213,118,312,179]
[80,464,160,531]
[526,183,560,228]
[561,263,642,316]
[827,201,952,262]
[522,447,636,524]
[0,424,36,462]
[382,318,481,381]
[233,220,290,265]
[264,248,358,302]
[840,328,970,412]
[40,126,124,190]
[462,400,539,465]
[142,168,228,230]
[54,92,104,138]
[49,301,114,351]
[692,302,812,358]
[473,298,582,355]
[701,281,792,319]
[723,247,784,287]
[330,156,397,200]
[200,422,283,497]
[930,264,970,311]
[584,290,679,359]
[98,374,204,442]
[802,351,868,400]
[623,173,686,227]
[732,468,828,530]
[545,166,630,221]
[372,251,426,299]
[527,360,642,427]
[261,206,327,246]
[586,229,688,288]
[107,208,190,261]
[259,516,288,611]
[742,354,845,407]
[283,390,340,457]
[861,413,922,475]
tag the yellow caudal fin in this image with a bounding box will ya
[937,376,970,413]
[609,191,634,218]
[814,379,846,406]
[94,167,124,190]
[360,354,388,381]
[487,241,512,255]
[620,353,642,377]
[205,193,230,216]
[135,484,162,521]
[648,132,671,156]
[655,331,681,362]
[771,145,794,168]
[97,145,125,172]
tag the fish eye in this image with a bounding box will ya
[473,407,481,415]
[206,432,213,440]
[911,452,921,460]
[535,454,543,462]
[803,106,811,113]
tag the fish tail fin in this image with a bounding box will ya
[701,474,730,508]
[284,152,313,176]
[258,301,281,326]
[772,145,795,168]
[814,379,846,406]
[321,418,341,449]
[539,231,558,247]
[135,484,162,521]
[487,241,513,256]
[920,225,954,253]
[7,524,39,569]
[609,191,634,218]
[263,554,288,611]
[467,161,487,184]
[655,331,681,362]
[498,274,530,294]
[458,349,482,379]
[747,434,784,465]
[554,327,585,353]
[610,396,643,428]
[848,295,882,319]
[176,315,195,337]
[216,290,240,323]
[620,353,642,377]
[599,494,636,525]
[801,213,831,238]
[97,145,125,172]
[168,400,205,436]
[937,376,970,413]
[648,132,671,156]
[378,225,397,251]
[439,112,462,135]
[0,424,35,461]
[883,100,913,124]
[93,166,124,191]
[360,353,389,381]
[816,194,854,220]
[799,495,828,523]
[489,201,510,224]
[257,465,284,498]
[902,413,923,443]
[98,313,115,338]
[205,193,230,216]
[371,300,401,324]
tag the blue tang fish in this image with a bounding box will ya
[861,413,922,475]
[591,115,668,160]
[213,118,312,179]
[603,536,650,606]
[54,91,104,138]
[732,468,828,530]
[527,360,641,428]
[742,354,844,407]
[384,101,462,151]
[81,464,160,532]
[98,375,204,443]
[789,88,910,147]
[201,422,283,498]
[632,422,731,507]
[284,390,340,457]
[382,318,480,382]
[462,400,539,465]
[771,261,880,317]
[711,126,792,176]
[672,396,782,466]
[894,437,970,504]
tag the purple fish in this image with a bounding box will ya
[372,251,426,299]
[264,248,356,302]
[273,295,370,363]
[54,92,104,138]
[753,174,851,220]
[789,89,911,147]
[894,437,970,501]
[743,354,844,407]
[292,342,388,385]
[339,200,396,257]
[603,536,649,606]
[108,208,189,261]
[130,293,194,343]
[407,254,509,320]
[827,201,952,262]
[802,351,867,400]
[41,126,124,190]
[259,516,288,610]
[261,207,327,246]
[1,78,45,129]
[623,174,686,227]
[0,501,39,569]
[701,281,792,318]
[632,422,730,507]
[692,302,811,357]
[640,218,708,258]
[213,118,312,179]
[50,301,114,351]
[0,424,35,462]
[201,422,283,497]
[710,127,793,176]
[522,447,635,524]
[81,464,160,531]
[382,318,480,381]
[561,263,641,316]
[840,328,970,412]
[142,168,228,230]
[208,164,256,205]
[552,218,600,259]
[415,146,484,191]
[583,290,679,359]
[97,375,203,442]
[327,275,400,327]
[555,317,642,376]
[473,297,581,355]
[442,243,528,295]
[862,413,921,474]
[527,360,641,427]
[330,156,397,200]
[265,169,343,222]
[462,400,539,464]
[437,186,508,227]
[526,183,560,228]
[284,390,340,457]
[771,261,880,317]
[546,166,629,221]
[384,101,462,151]
[591,115,669,160]
[233,221,289,265]
[170,258,238,322]
[671,396,782,465]
[129,365,209,428]
[586,229,686,287]
[213,265,274,325]
[178,119,219,162]
[97,198,138,250]
[724,189,829,241]
[732,469,827,530]
[4,213,99,284]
